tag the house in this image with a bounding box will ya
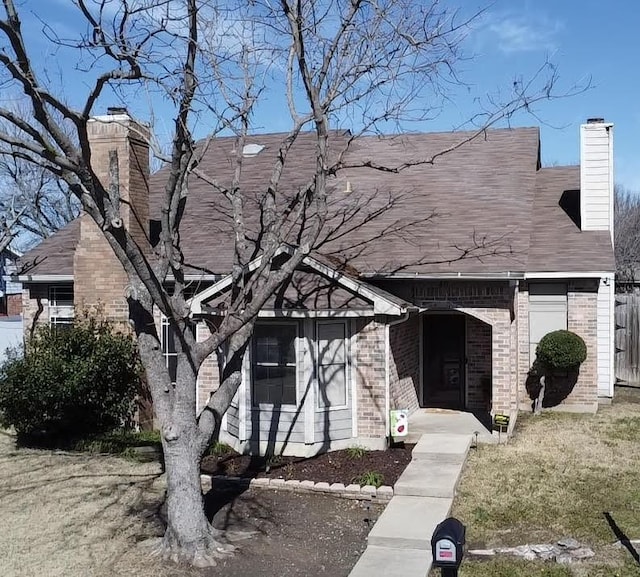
[16,112,615,455]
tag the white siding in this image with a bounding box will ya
[580,122,614,235]
[597,276,615,397]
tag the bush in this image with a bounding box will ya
[0,316,142,442]
[536,330,587,370]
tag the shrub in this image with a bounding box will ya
[536,330,587,370]
[0,316,141,442]
[354,471,384,488]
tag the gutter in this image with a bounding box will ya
[384,311,410,446]
[361,271,525,280]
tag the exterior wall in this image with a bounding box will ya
[382,280,516,415]
[73,115,150,324]
[518,279,599,412]
[6,294,22,317]
[580,121,614,233]
[355,317,387,440]
[566,280,598,410]
[389,315,420,414]
[466,316,492,411]
[22,285,50,335]
[596,276,615,397]
[517,282,531,406]
[195,321,220,413]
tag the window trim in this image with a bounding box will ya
[315,319,350,412]
[160,315,196,384]
[49,284,74,327]
[250,321,300,410]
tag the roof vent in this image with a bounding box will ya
[107,106,129,116]
[242,143,265,157]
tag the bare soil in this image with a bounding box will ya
[0,430,383,577]
[201,443,414,486]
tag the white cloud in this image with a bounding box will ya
[488,14,563,54]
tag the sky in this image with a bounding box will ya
[8,0,640,190]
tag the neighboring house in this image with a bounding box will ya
[16,113,615,455]
[0,248,22,317]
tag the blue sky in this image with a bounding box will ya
[11,0,640,189]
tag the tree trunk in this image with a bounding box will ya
[159,433,240,567]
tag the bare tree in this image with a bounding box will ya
[615,184,640,283]
[0,0,582,566]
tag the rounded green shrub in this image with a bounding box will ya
[536,330,587,370]
[0,316,141,442]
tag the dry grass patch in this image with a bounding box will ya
[0,430,195,577]
[450,387,640,575]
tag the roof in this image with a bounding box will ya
[18,126,614,280]
[527,167,614,272]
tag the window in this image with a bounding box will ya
[316,321,348,408]
[252,323,297,406]
[49,284,74,329]
[161,316,178,383]
[160,316,196,383]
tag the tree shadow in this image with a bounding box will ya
[525,359,579,409]
[604,511,640,565]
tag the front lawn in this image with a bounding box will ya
[446,387,640,576]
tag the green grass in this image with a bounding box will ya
[346,445,367,459]
[449,387,640,575]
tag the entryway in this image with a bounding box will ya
[423,314,466,409]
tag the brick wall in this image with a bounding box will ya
[22,285,48,335]
[355,317,387,439]
[388,315,420,414]
[466,316,492,410]
[73,114,150,323]
[565,280,598,409]
[400,280,516,415]
[516,280,598,412]
[6,293,22,317]
[196,321,221,413]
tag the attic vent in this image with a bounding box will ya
[242,143,265,157]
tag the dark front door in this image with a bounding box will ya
[423,314,465,409]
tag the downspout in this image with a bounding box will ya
[385,310,411,446]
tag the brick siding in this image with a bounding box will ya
[388,314,420,414]
[466,316,492,411]
[355,317,387,439]
[73,116,150,324]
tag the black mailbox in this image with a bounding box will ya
[431,517,465,570]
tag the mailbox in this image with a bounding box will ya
[431,517,465,571]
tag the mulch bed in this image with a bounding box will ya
[201,443,414,486]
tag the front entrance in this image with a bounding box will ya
[423,314,466,409]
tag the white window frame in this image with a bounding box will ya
[251,321,300,410]
[49,284,74,328]
[315,319,350,412]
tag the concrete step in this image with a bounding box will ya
[367,495,452,550]
[394,458,465,498]
[411,433,472,463]
[348,545,431,577]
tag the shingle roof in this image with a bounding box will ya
[18,126,614,279]
[527,166,614,272]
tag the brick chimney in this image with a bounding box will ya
[73,109,150,322]
[580,118,614,242]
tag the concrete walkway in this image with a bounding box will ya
[349,433,472,577]
[407,409,497,444]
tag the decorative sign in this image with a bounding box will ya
[435,539,457,564]
[493,413,510,430]
[390,409,408,437]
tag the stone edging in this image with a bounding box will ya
[200,474,393,502]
